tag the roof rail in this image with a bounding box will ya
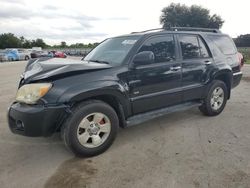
[131,28,163,34]
[169,27,221,33]
[130,27,221,34]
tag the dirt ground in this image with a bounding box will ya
[0,60,250,188]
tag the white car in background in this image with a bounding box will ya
[17,49,31,60]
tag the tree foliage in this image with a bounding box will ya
[60,41,67,48]
[0,33,48,49]
[234,34,250,47]
[0,33,22,49]
[160,3,224,29]
[33,39,47,49]
[0,33,99,49]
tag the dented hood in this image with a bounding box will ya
[23,58,112,81]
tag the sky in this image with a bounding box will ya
[0,0,249,45]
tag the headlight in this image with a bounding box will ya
[16,83,52,104]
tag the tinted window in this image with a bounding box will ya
[179,35,200,59]
[198,37,210,58]
[179,35,211,59]
[208,35,237,55]
[139,36,175,63]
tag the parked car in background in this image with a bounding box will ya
[30,50,42,58]
[0,50,5,62]
[31,50,52,58]
[17,49,31,60]
[40,51,53,58]
[50,51,67,58]
[64,49,91,57]
[0,49,19,61]
[238,52,244,67]
[0,49,31,62]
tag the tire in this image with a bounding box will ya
[25,56,30,60]
[199,80,228,116]
[61,100,119,157]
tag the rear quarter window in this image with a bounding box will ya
[208,35,237,55]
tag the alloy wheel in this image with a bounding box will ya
[77,112,111,148]
[210,87,224,111]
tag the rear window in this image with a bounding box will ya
[208,35,237,55]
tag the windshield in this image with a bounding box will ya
[84,36,140,66]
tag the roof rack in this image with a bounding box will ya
[131,28,164,34]
[169,27,221,33]
[130,27,221,34]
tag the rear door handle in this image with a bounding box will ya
[204,61,212,65]
[170,66,181,71]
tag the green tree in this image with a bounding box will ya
[234,34,250,47]
[60,41,67,48]
[160,3,224,29]
[0,33,22,49]
[32,38,47,49]
[20,36,25,45]
[0,32,100,49]
[22,39,32,48]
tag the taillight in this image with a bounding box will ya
[238,52,244,70]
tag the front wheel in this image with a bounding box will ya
[199,80,228,116]
[61,100,119,157]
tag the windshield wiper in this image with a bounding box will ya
[89,59,110,64]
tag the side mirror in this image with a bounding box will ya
[132,51,155,67]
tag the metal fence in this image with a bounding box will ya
[46,48,92,57]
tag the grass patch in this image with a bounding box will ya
[245,59,250,64]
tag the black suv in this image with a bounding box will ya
[8,27,243,156]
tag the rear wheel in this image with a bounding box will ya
[25,56,30,60]
[61,100,119,157]
[199,80,228,116]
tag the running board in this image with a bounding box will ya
[126,101,202,127]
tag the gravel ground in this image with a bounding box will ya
[0,60,250,188]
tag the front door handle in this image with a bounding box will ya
[170,66,181,71]
[128,80,141,86]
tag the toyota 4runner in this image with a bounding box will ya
[8,27,243,157]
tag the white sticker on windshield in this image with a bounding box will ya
[122,40,137,45]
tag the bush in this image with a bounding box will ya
[238,48,250,61]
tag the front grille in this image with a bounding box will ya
[232,65,241,73]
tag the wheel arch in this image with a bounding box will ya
[68,94,128,128]
[63,88,131,128]
[213,70,233,99]
[85,95,127,128]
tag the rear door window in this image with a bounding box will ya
[179,35,210,59]
[208,35,237,55]
[179,35,200,59]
